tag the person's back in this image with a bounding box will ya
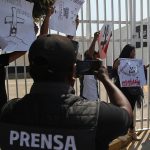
[0,83,130,150]
[0,34,132,150]
[1,83,98,127]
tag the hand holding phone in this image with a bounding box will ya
[75,60,102,76]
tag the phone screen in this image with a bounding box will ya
[76,60,102,75]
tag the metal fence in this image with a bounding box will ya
[5,0,150,130]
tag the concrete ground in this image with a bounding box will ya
[109,130,150,150]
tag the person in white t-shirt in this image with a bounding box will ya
[80,31,100,101]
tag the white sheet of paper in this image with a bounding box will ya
[98,23,112,59]
[50,0,85,36]
[118,58,146,87]
[99,23,112,44]
[0,0,36,51]
[0,36,8,50]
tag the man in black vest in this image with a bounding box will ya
[0,34,132,150]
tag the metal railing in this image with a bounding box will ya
[5,0,150,130]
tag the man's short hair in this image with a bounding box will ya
[28,34,76,82]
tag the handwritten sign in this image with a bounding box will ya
[50,0,85,36]
[0,0,36,51]
[0,36,8,50]
[118,58,146,87]
[98,23,112,59]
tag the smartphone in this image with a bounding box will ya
[76,60,102,75]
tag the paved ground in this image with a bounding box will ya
[125,130,150,150]
[109,130,150,150]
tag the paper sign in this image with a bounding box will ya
[0,0,36,51]
[50,0,85,36]
[0,36,8,50]
[98,23,112,59]
[118,58,146,87]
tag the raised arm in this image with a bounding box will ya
[86,31,100,59]
[8,51,26,63]
[144,64,150,69]
[39,6,55,36]
[96,66,132,118]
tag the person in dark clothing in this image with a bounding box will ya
[0,34,132,150]
[0,51,26,112]
[113,44,148,140]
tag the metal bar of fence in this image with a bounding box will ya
[129,0,133,45]
[96,0,100,31]
[118,0,122,51]
[14,61,18,98]
[6,67,9,100]
[140,0,144,52]
[102,0,108,101]
[111,0,115,60]
[96,0,101,101]
[125,0,129,44]
[147,0,150,129]
[86,0,92,40]
[81,5,85,55]
[23,54,27,95]
[140,0,144,129]
[103,0,106,22]
[81,20,130,23]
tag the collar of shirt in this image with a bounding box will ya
[30,82,75,95]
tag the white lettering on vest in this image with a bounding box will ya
[10,130,19,145]
[31,133,40,148]
[53,135,63,150]
[41,134,52,149]
[20,131,30,147]
[9,131,77,149]
[65,136,76,150]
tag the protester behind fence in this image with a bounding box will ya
[0,34,132,150]
[79,31,100,101]
[112,44,148,140]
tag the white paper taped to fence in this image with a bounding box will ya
[0,0,36,51]
[118,58,146,87]
[50,0,85,36]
